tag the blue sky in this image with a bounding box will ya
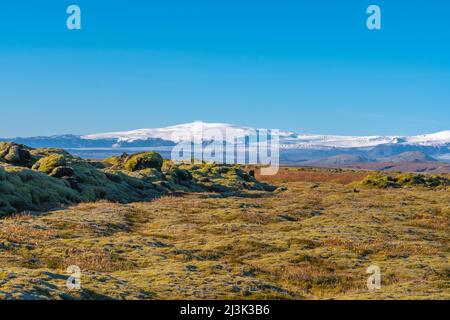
[0,0,449,137]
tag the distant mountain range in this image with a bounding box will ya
[2,122,450,170]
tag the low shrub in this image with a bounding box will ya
[360,173,450,189]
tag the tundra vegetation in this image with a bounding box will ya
[0,142,272,216]
[0,143,448,300]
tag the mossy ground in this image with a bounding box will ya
[0,143,270,216]
[359,172,450,189]
[0,168,448,300]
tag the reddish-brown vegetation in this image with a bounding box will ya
[254,167,369,185]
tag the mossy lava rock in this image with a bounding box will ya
[32,154,67,174]
[124,152,163,172]
[49,166,75,179]
[0,142,33,166]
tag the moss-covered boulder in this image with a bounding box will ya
[32,154,67,174]
[104,153,128,169]
[360,173,399,188]
[0,142,33,166]
[360,172,450,188]
[49,166,75,179]
[396,173,450,187]
[165,167,193,185]
[177,163,276,192]
[0,166,80,216]
[124,152,163,172]
[122,168,165,183]
[0,142,275,216]
[105,152,164,172]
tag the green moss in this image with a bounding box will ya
[360,172,450,189]
[124,152,163,172]
[104,153,128,169]
[0,142,34,166]
[360,173,399,188]
[0,166,79,215]
[1,176,448,300]
[0,142,275,215]
[32,154,67,174]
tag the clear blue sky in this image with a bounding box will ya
[0,0,449,137]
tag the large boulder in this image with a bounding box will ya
[32,154,67,174]
[49,166,75,179]
[166,167,193,185]
[0,142,33,166]
[124,152,163,172]
[104,152,128,169]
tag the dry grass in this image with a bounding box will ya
[256,167,369,184]
[0,167,448,300]
[0,223,54,245]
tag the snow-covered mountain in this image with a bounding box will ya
[82,121,450,149]
[3,122,450,164]
[82,122,262,145]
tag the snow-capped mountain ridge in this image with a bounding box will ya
[82,122,450,149]
[4,122,449,165]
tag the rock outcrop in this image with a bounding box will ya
[0,142,33,166]
[0,143,274,216]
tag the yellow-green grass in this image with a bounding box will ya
[0,175,448,300]
[0,142,272,215]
